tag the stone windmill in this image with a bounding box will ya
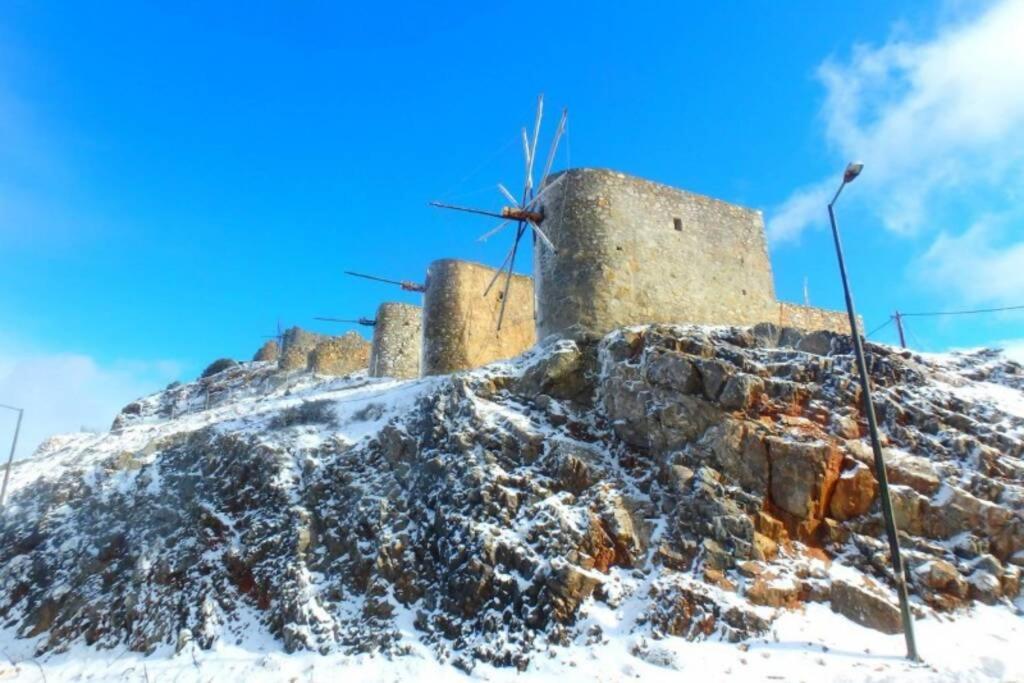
[430,94,568,329]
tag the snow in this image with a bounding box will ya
[0,604,1018,681]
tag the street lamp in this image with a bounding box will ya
[827,162,920,661]
[0,403,24,507]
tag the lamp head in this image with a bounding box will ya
[843,162,864,184]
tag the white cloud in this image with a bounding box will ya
[0,346,181,460]
[768,0,1024,241]
[913,216,1024,306]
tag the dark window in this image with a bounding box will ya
[673,217,683,231]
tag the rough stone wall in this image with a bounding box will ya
[370,302,422,380]
[422,259,536,376]
[777,302,854,334]
[308,331,371,376]
[253,340,280,363]
[534,168,778,338]
[279,327,325,371]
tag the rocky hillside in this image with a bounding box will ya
[1,324,1021,673]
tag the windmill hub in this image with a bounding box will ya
[500,206,544,223]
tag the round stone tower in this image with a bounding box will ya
[369,302,422,379]
[420,259,535,376]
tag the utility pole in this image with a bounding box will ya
[0,404,25,506]
[894,311,907,349]
[827,162,919,662]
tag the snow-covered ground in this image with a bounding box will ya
[0,603,1018,681]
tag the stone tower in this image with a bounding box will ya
[533,168,778,339]
[421,259,535,376]
[369,302,422,380]
[532,168,851,338]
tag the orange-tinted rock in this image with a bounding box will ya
[829,460,877,521]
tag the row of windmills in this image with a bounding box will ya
[253,95,851,382]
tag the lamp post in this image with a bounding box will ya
[828,162,919,661]
[0,403,24,507]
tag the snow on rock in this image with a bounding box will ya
[0,324,1022,680]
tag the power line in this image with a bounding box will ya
[900,303,1024,318]
[868,317,892,339]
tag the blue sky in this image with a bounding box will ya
[2,1,1023,455]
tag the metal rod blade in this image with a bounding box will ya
[538,107,568,191]
[477,219,512,243]
[429,201,508,221]
[527,94,544,195]
[521,127,532,191]
[497,183,519,207]
[523,172,565,210]
[496,226,525,331]
[528,219,556,252]
[483,232,519,296]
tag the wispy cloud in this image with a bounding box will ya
[0,343,181,460]
[913,215,1024,307]
[768,0,1024,242]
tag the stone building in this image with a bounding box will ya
[421,259,535,376]
[309,331,371,376]
[369,302,422,380]
[278,327,325,371]
[533,168,849,338]
[252,339,280,363]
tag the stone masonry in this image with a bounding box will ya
[279,327,325,371]
[308,331,371,376]
[253,339,280,363]
[533,168,846,338]
[370,302,422,380]
[421,259,535,376]
[776,302,852,335]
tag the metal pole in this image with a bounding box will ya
[894,311,907,349]
[0,407,24,506]
[828,171,919,662]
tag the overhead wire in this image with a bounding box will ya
[899,303,1024,317]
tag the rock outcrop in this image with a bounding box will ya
[2,324,1021,667]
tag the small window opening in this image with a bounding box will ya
[673,217,683,231]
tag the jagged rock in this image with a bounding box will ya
[644,349,702,394]
[745,574,800,608]
[829,460,877,521]
[913,559,968,598]
[547,441,606,494]
[705,420,770,496]
[889,485,928,536]
[719,374,765,411]
[830,578,903,634]
[767,438,842,519]
[967,570,1003,604]
[796,331,834,356]
[546,563,602,622]
[516,340,592,401]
